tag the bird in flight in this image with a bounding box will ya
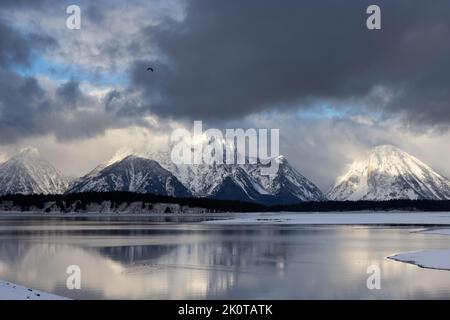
[147,67,154,72]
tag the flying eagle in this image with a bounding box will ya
[147,67,154,72]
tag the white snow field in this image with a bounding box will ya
[204,211,450,225]
[389,250,450,271]
[0,280,67,300]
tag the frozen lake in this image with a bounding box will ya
[1,213,450,299]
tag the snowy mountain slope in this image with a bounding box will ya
[328,145,450,201]
[67,155,191,197]
[66,140,325,204]
[0,148,68,195]
[144,148,265,202]
[244,156,327,204]
[67,148,134,190]
[145,147,325,204]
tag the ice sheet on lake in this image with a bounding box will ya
[389,250,450,271]
[388,227,450,271]
[205,212,450,225]
[0,280,67,300]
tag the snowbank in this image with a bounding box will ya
[0,280,67,300]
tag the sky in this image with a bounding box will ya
[1,0,450,191]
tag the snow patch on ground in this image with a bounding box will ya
[0,280,67,300]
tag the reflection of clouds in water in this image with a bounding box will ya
[0,242,243,299]
[1,225,450,299]
[0,261,7,274]
[0,229,293,299]
[0,244,128,299]
[0,243,212,299]
[0,228,345,299]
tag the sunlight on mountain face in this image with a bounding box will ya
[328,145,450,201]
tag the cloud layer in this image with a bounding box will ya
[131,0,450,127]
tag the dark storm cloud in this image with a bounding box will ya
[0,23,132,143]
[84,1,107,25]
[56,79,92,108]
[0,16,104,143]
[0,23,30,67]
[0,71,47,140]
[130,0,450,126]
[2,0,450,144]
[0,8,142,143]
[0,0,50,8]
[0,71,115,143]
[0,12,54,72]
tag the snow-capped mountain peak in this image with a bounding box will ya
[0,148,69,195]
[67,155,191,197]
[15,147,40,158]
[328,145,450,201]
[144,147,325,204]
[105,147,135,166]
[245,155,326,203]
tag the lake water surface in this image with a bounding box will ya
[1,214,450,299]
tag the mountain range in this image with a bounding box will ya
[68,148,326,205]
[1,145,450,203]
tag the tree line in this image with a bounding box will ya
[1,192,450,213]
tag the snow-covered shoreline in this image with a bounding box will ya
[203,211,450,225]
[5,211,450,225]
[0,280,67,300]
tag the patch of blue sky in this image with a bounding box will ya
[296,103,384,123]
[296,104,347,120]
[14,52,129,87]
